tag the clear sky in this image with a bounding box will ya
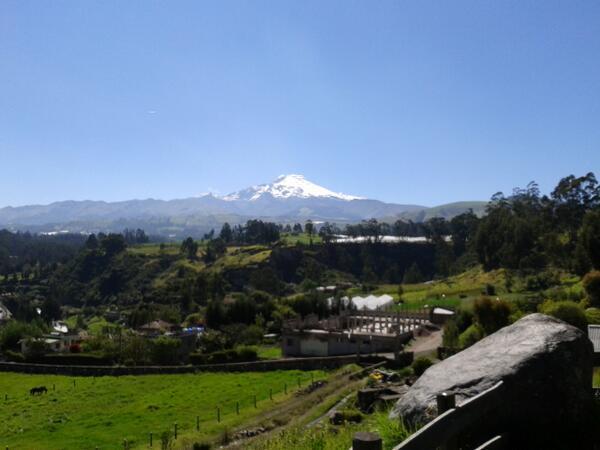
[1,1,599,208]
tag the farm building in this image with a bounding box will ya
[282,309,431,357]
[328,294,394,311]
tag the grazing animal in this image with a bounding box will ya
[30,386,48,395]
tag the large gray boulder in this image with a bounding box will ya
[391,313,594,447]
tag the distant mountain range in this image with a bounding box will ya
[0,174,487,238]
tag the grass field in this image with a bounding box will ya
[0,370,326,449]
[280,232,322,246]
[594,368,600,388]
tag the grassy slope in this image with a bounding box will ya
[280,233,322,246]
[249,410,410,450]
[594,368,600,388]
[0,370,325,449]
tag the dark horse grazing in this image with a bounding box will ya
[30,386,48,395]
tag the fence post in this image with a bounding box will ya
[236,401,240,415]
[352,432,382,450]
[174,422,177,440]
[149,432,153,447]
[196,415,200,431]
[436,391,456,414]
[269,388,273,401]
[217,406,221,423]
[436,392,457,450]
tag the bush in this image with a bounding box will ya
[149,336,181,365]
[4,350,25,362]
[189,347,258,365]
[539,300,588,332]
[442,320,460,348]
[473,296,511,335]
[583,271,600,307]
[0,321,43,351]
[412,357,433,377]
[235,346,258,362]
[207,350,236,364]
[586,307,600,325]
[459,324,484,349]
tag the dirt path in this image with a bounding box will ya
[405,329,443,358]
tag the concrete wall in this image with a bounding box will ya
[283,330,413,357]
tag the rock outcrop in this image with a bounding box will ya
[391,313,594,448]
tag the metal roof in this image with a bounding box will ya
[588,325,600,353]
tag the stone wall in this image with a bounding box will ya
[0,354,368,376]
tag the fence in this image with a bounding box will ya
[3,360,385,449]
[350,381,507,450]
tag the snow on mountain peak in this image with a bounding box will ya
[222,174,363,201]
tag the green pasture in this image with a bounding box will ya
[0,370,326,449]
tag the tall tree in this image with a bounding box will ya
[180,237,198,261]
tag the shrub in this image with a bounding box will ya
[473,296,511,335]
[189,353,208,365]
[442,320,460,348]
[198,330,230,354]
[4,350,25,362]
[336,409,363,423]
[235,346,258,362]
[459,324,484,349]
[239,325,264,345]
[207,349,236,364]
[149,337,181,365]
[539,300,588,331]
[0,321,43,351]
[190,347,258,365]
[412,357,433,377]
[586,308,600,325]
[583,271,600,307]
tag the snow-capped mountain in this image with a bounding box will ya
[222,174,363,201]
[0,174,486,238]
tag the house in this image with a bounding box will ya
[430,307,455,324]
[589,325,600,364]
[20,333,81,354]
[137,320,178,336]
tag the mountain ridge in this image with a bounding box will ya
[0,175,487,237]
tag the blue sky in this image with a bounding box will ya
[1,1,599,208]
